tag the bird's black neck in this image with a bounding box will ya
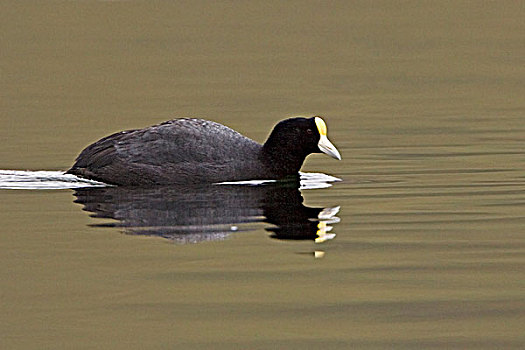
[261,140,308,178]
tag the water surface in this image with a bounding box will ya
[1,1,525,349]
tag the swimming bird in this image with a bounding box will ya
[67,116,341,186]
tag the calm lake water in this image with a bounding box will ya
[1,1,525,349]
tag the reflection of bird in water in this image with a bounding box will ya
[67,116,340,186]
[72,183,340,244]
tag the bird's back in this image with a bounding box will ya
[68,118,263,185]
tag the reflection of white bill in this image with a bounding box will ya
[318,206,341,221]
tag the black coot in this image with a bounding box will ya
[67,116,341,186]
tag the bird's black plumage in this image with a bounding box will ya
[67,116,340,186]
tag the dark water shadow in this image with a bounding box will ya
[72,183,340,244]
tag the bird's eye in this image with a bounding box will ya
[306,128,313,135]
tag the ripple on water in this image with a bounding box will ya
[0,170,106,189]
[0,170,341,190]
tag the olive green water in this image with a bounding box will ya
[1,1,525,349]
